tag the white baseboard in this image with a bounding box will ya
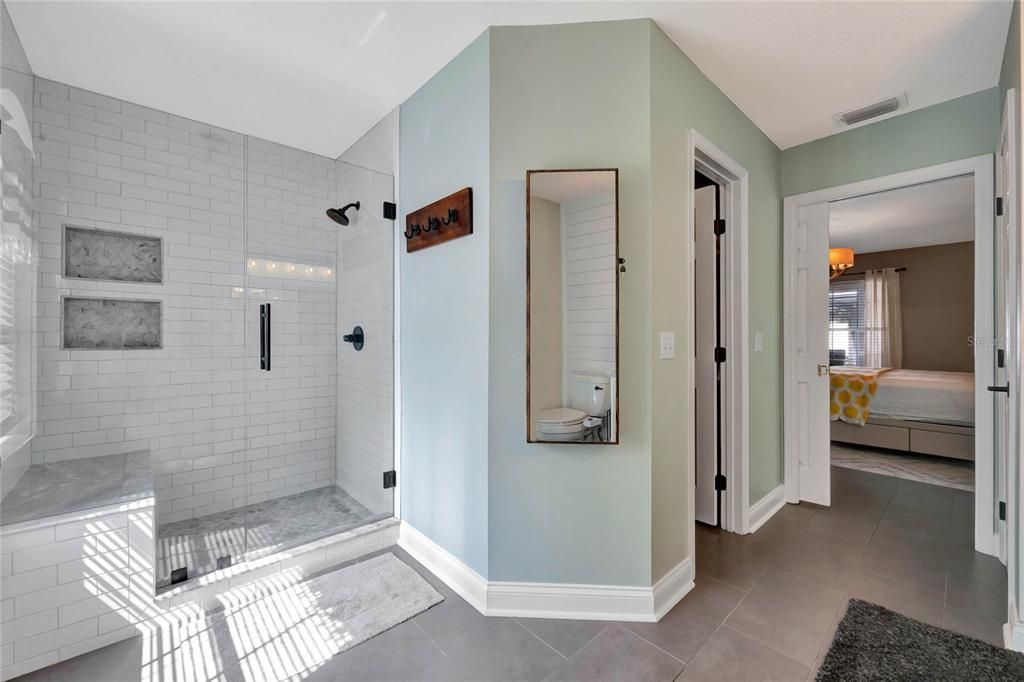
[1006,600,1024,651]
[748,484,786,533]
[399,521,693,622]
[652,556,695,620]
[398,521,488,613]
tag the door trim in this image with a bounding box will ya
[687,130,750,540]
[782,154,996,557]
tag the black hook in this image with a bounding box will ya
[442,209,458,226]
[404,224,422,240]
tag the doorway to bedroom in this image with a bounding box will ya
[826,175,976,493]
[782,152,1012,646]
[783,153,1003,561]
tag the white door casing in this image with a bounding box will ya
[695,185,718,525]
[997,93,1017,566]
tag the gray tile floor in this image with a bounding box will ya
[14,466,1007,681]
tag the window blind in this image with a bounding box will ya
[829,277,867,367]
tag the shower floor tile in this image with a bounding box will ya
[156,484,388,588]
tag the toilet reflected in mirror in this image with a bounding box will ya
[527,169,619,444]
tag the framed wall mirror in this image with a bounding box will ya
[527,169,619,444]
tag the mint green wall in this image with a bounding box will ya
[487,20,654,585]
[781,88,1001,197]
[399,32,491,576]
[649,24,783,578]
[1000,2,1020,105]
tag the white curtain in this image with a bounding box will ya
[864,267,902,368]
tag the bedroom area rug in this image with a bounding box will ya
[142,552,444,682]
[817,600,1024,681]
[831,442,974,491]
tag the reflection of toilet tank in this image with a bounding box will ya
[568,373,610,416]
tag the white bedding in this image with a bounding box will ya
[869,369,975,426]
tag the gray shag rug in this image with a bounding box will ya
[818,599,1024,681]
[190,552,445,681]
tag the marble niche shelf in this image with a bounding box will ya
[63,225,162,283]
[63,296,162,350]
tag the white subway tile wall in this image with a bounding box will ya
[335,163,393,514]
[563,192,617,382]
[243,136,339,506]
[30,78,343,525]
[0,503,155,681]
[337,108,397,176]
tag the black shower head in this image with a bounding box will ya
[326,201,360,226]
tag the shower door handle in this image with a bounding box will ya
[260,304,271,371]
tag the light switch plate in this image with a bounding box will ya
[660,332,675,359]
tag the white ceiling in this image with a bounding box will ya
[531,171,616,204]
[829,175,975,254]
[6,1,1013,158]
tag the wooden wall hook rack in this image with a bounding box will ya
[405,187,473,253]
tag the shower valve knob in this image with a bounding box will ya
[343,326,365,351]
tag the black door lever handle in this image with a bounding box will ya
[988,384,1010,393]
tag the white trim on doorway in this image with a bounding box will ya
[782,154,997,557]
[686,130,751,539]
[748,484,786,533]
[397,521,693,622]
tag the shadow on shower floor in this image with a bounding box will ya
[156,484,388,590]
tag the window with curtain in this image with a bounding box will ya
[829,277,867,367]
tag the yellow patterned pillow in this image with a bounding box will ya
[829,371,882,426]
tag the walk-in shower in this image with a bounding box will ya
[0,73,397,591]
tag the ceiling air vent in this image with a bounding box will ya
[834,94,908,127]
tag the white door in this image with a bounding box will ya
[995,90,1017,565]
[788,202,832,505]
[695,186,718,524]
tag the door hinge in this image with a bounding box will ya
[383,201,397,220]
[714,347,726,363]
[714,474,727,491]
[996,197,1004,217]
[383,470,397,489]
[998,348,1006,368]
[713,219,726,236]
[999,501,1007,521]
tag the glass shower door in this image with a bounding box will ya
[334,162,396,522]
[242,145,394,562]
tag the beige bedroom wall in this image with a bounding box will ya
[848,241,974,373]
[528,196,564,438]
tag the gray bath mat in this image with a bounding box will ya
[818,599,1024,681]
[195,552,444,680]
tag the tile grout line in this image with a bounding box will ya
[676,570,762,670]
[512,618,569,660]
[618,623,689,666]
[544,621,613,668]
[721,624,816,671]
[411,618,449,659]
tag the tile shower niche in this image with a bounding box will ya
[64,225,163,283]
[63,297,162,349]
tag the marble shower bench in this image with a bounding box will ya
[0,451,156,679]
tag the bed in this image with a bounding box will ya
[830,369,975,461]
